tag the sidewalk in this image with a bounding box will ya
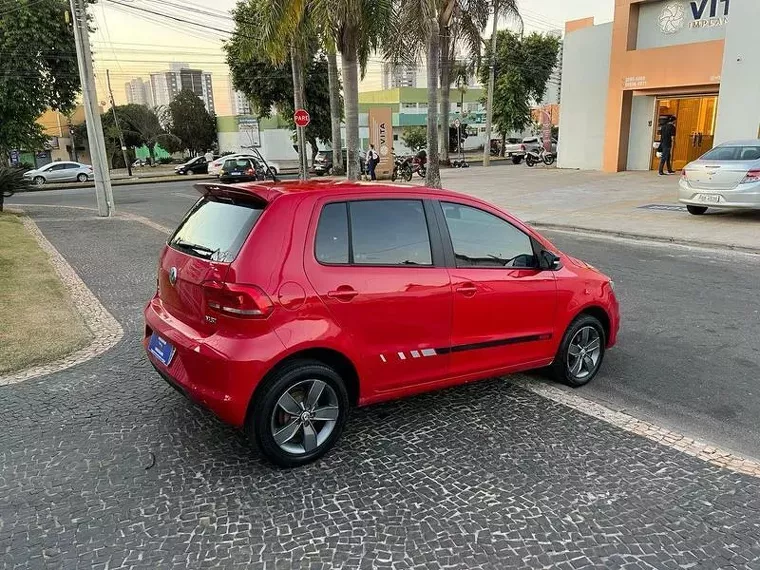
[438,164,760,253]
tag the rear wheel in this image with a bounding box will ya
[403,167,413,182]
[549,314,606,388]
[512,156,523,165]
[525,156,536,167]
[687,205,708,215]
[543,154,555,166]
[77,173,88,182]
[249,360,349,467]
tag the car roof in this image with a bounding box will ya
[716,139,760,146]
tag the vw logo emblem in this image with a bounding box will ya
[169,267,178,286]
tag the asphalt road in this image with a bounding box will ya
[9,180,760,459]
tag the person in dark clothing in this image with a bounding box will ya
[367,144,379,181]
[659,118,676,175]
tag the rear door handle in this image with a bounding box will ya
[456,283,478,296]
[327,286,358,302]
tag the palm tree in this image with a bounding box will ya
[315,0,393,181]
[326,51,344,174]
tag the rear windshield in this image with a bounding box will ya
[224,159,251,169]
[701,146,760,161]
[169,198,263,262]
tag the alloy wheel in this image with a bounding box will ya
[270,379,340,455]
[566,326,602,380]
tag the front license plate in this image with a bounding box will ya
[697,194,721,203]
[149,333,175,366]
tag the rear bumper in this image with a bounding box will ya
[143,296,281,427]
[678,179,760,209]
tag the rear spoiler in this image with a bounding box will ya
[194,182,282,206]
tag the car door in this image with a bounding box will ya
[436,200,557,378]
[45,163,67,181]
[62,163,79,181]
[304,197,452,395]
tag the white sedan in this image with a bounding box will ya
[23,162,94,185]
[208,154,280,177]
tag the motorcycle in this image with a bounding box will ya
[391,155,413,182]
[413,150,427,178]
[525,146,555,167]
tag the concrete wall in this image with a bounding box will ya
[557,23,613,170]
[636,0,727,50]
[627,95,656,170]
[217,129,299,161]
[714,1,760,144]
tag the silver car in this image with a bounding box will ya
[23,161,94,186]
[679,140,760,215]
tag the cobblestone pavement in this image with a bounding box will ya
[2,206,760,569]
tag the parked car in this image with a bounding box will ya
[218,157,261,183]
[502,138,527,164]
[175,156,209,175]
[144,180,620,467]
[209,154,280,177]
[313,150,366,175]
[679,140,760,215]
[22,161,93,185]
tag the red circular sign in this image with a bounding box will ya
[294,109,310,127]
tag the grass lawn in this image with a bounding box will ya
[0,212,91,374]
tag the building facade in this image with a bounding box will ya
[149,63,215,114]
[381,63,419,90]
[559,0,758,172]
[124,78,153,107]
[229,87,253,116]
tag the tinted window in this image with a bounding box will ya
[169,198,263,262]
[315,203,349,264]
[442,202,536,269]
[49,164,67,171]
[66,163,80,169]
[701,145,760,161]
[350,200,432,266]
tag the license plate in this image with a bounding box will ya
[148,333,175,366]
[697,194,721,203]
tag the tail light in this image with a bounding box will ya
[741,169,760,184]
[520,144,526,151]
[203,281,273,318]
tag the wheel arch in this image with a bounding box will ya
[575,305,611,345]
[246,346,361,426]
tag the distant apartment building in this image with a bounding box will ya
[149,63,216,114]
[229,87,253,116]
[381,63,418,89]
[124,78,153,107]
[540,29,564,106]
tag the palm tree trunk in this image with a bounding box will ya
[483,0,498,167]
[327,51,344,175]
[290,45,308,180]
[426,16,441,188]
[341,35,360,181]
[439,25,451,166]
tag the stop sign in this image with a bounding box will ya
[294,109,310,128]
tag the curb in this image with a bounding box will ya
[510,376,760,479]
[20,175,216,192]
[530,221,760,255]
[0,213,124,386]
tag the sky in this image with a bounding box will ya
[92,0,615,115]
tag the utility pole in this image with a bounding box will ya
[106,69,132,177]
[482,0,499,167]
[69,0,115,217]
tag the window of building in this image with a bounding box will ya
[402,102,417,110]
[441,203,536,269]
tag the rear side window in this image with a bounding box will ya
[442,202,536,269]
[701,146,760,161]
[169,198,263,262]
[315,200,432,266]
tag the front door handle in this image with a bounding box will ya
[456,283,478,297]
[327,286,358,302]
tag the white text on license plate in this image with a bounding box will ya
[697,194,720,203]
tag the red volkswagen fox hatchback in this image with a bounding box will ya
[144,181,619,467]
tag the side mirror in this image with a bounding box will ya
[540,250,562,271]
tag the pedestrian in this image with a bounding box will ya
[367,144,379,181]
[204,149,214,163]
[658,117,676,175]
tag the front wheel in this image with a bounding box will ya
[391,167,398,182]
[33,176,45,186]
[549,314,606,388]
[525,156,536,167]
[543,154,555,166]
[417,166,426,178]
[687,205,708,215]
[249,360,349,467]
[403,167,413,182]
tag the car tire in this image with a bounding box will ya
[687,205,708,215]
[512,156,523,165]
[33,176,45,186]
[76,173,88,182]
[549,314,606,388]
[249,359,349,468]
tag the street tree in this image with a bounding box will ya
[401,126,427,153]
[0,0,87,161]
[120,105,181,164]
[167,90,217,156]
[478,30,561,150]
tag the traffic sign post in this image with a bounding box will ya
[294,109,310,128]
[293,109,310,180]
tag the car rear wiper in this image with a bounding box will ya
[173,239,220,259]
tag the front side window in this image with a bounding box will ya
[442,202,536,269]
[314,200,432,266]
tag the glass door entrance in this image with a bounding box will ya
[651,95,718,171]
